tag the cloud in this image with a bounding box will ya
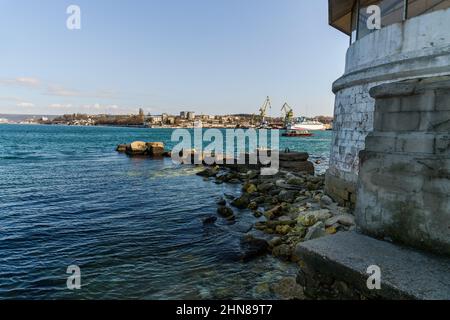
[0,77,40,87]
[49,103,73,109]
[46,85,81,97]
[16,102,35,108]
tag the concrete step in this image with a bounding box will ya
[294,232,450,300]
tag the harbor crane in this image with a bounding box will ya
[259,96,272,124]
[281,102,294,126]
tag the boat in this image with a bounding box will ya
[282,130,313,137]
[287,117,326,131]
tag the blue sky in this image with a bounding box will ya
[0,0,348,116]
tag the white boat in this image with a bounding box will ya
[287,118,325,131]
[0,118,9,124]
[193,120,203,128]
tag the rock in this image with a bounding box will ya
[231,195,250,209]
[272,244,293,260]
[320,195,334,206]
[325,214,355,228]
[217,206,234,219]
[247,170,259,180]
[217,198,226,206]
[127,141,148,155]
[146,142,165,156]
[248,202,258,210]
[240,235,269,262]
[279,152,309,162]
[146,142,164,149]
[245,184,258,194]
[271,277,305,300]
[257,182,275,193]
[197,167,218,177]
[203,216,217,224]
[268,237,283,248]
[278,190,297,203]
[254,283,270,295]
[307,209,332,221]
[253,211,263,218]
[280,160,315,175]
[287,177,305,186]
[304,222,327,241]
[263,205,283,220]
[297,214,317,227]
[325,226,337,235]
[275,225,291,235]
[116,144,128,152]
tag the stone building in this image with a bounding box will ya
[326,0,450,206]
[292,1,450,300]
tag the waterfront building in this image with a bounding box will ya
[326,0,450,206]
[187,112,195,120]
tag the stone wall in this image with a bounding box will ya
[355,76,450,256]
[326,8,450,206]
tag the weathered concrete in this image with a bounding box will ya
[326,8,450,203]
[356,77,450,256]
[295,232,450,300]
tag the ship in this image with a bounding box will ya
[287,117,326,131]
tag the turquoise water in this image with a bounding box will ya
[0,124,331,299]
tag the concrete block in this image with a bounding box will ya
[378,112,421,132]
[375,97,401,113]
[365,134,397,153]
[294,232,450,300]
[418,111,450,132]
[400,92,435,112]
[395,133,435,154]
[435,134,450,155]
[435,89,450,111]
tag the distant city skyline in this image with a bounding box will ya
[0,0,348,117]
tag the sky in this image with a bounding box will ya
[0,0,348,117]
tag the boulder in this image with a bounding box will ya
[279,152,309,162]
[280,160,315,175]
[272,244,293,260]
[240,235,269,262]
[203,216,217,224]
[271,277,305,300]
[146,142,164,149]
[325,214,355,228]
[127,141,148,155]
[304,222,327,241]
[320,195,334,206]
[245,184,258,194]
[287,177,305,186]
[217,206,235,219]
[257,182,275,193]
[231,195,250,209]
[116,144,128,152]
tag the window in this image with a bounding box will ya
[351,2,359,44]
[407,0,450,18]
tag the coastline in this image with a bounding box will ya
[117,142,354,300]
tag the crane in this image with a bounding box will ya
[281,102,294,127]
[259,96,272,124]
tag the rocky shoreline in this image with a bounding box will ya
[117,141,356,299]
